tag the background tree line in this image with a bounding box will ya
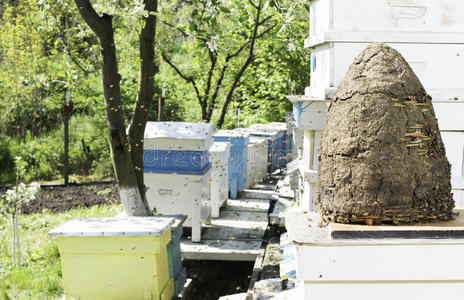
[0,0,310,185]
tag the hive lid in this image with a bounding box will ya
[48,217,175,237]
[214,128,250,138]
[144,122,216,140]
[249,123,286,133]
[268,122,287,131]
[250,136,268,145]
[209,141,231,153]
[155,215,187,230]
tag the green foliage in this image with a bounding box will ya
[5,115,112,184]
[0,204,122,299]
[224,1,310,128]
[0,0,310,181]
[0,139,15,184]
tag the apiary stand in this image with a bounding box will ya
[49,217,175,300]
[287,96,329,211]
[285,207,464,300]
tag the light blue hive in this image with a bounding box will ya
[213,129,250,198]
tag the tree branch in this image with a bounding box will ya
[226,16,273,60]
[160,19,188,38]
[207,63,228,121]
[160,19,207,42]
[162,52,202,105]
[248,0,259,9]
[128,0,158,209]
[73,0,107,39]
[202,50,217,120]
[217,0,264,128]
[258,15,272,26]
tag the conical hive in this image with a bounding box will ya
[317,43,454,225]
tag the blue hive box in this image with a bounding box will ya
[269,122,291,166]
[143,122,216,175]
[214,129,250,198]
[143,122,216,243]
[160,215,186,296]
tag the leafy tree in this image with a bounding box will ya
[73,0,159,215]
[159,0,277,128]
[0,157,40,267]
[232,0,310,127]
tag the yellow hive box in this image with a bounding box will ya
[49,217,175,300]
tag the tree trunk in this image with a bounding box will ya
[15,215,20,266]
[11,215,16,265]
[128,0,158,209]
[74,0,149,216]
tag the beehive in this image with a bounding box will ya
[209,142,231,217]
[143,122,216,242]
[247,136,269,187]
[214,129,250,198]
[306,0,464,206]
[49,217,175,300]
[248,124,285,172]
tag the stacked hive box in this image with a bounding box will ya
[49,217,175,300]
[301,0,464,207]
[214,129,250,198]
[209,142,231,217]
[248,124,286,173]
[143,122,216,242]
[307,0,464,101]
[288,96,329,210]
[269,122,293,164]
[284,113,300,161]
[433,102,464,206]
[246,136,269,188]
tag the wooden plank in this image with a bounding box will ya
[245,235,267,300]
[212,210,268,229]
[176,278,193,299]
[224,199,270,213]
[201,226,264,241]
[278,184,294,199]
[218,293,246,300]
[181,239,261,261]
[251,183,276,191]
[303,282,464,300]
[242,189,278,200]
[297,243,464,281]
[330,208,464,239]
[269,198,294,227]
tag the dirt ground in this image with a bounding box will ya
[0,182,120,214]
[184,260,253,300]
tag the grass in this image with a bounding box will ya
[0,204,123,300]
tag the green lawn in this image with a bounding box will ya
[0,204,123,300]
